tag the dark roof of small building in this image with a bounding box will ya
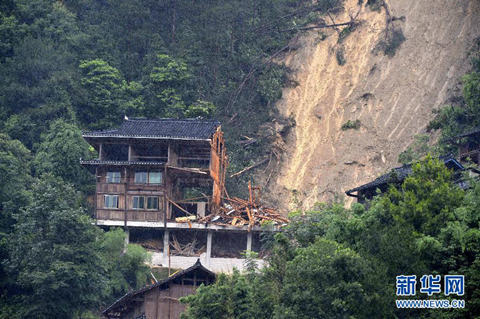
[345,157,464,197]
[83,118,221,141]
[102,259,215,316]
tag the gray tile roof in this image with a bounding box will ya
[83,118,221,140]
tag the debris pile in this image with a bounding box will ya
[170,235,205,257]
[199,181,289,230]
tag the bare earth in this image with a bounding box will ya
[263,0,480,213]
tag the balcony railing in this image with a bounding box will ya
[96,209,163,222]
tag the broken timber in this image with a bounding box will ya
[230,157,269,178]
[199,181,288,231]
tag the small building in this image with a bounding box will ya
[345,157,465,203]
[103,259,216,319]
[81,118,267,272]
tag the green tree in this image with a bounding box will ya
[33,120,94,191]
[99,228,151,303]
[384,155,464,236]
[0,134,32,318]
[0,134,31,231]
[181,268,273,319]
[78,59,126,128]
[78,59,143,129]
[0,0,85,148]
[275,238,376,319]
[146,54,215,118]
[428,46,480,154]
[5,175,106,319]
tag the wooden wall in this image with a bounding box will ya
[144,284,195,319]
[95,168,166,222]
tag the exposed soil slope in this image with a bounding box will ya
[265,0,480,212]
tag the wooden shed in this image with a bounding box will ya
[103,260,215,319]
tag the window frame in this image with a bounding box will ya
[132,196,145,210]
[134,172,148,184]
[146,196,159,210]
[104,195,119,209]
[148,171,162,184]
[134,171,163,185]
[106,171,121,183]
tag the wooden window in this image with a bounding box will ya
[146,197,158,210]
[135,171,162,184]
[104,195,119,209]
[134,172,148,184]
[106,171,121,183]
[132,196,145,209]
[148,172,162,184]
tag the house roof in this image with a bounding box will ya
[345,157,464,197]
[102,259,215,316]
[83,118,221,141]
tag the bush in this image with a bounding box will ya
[341,119,361,130]
[375,28,406,57]
[338,24,356,43]
[366,0,384,11]
[336,48,346,65]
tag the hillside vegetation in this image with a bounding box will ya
[0,0,344,317]
[1,0,480,317]
[183,157,480,318]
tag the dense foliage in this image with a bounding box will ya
[0,0,342,195]
[182,157,480,318]
[0,0,345,316]
[1,0,478,317]
[0,134,151,318]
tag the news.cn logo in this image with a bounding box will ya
[395,275,465,309]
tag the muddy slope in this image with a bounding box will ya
[265,0,480,212]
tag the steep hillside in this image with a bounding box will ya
[265,0,480,211]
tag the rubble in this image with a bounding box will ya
[170,235,205,257]
[198,181,289,230]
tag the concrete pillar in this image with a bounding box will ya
[163,230,170,266]
[123,228,130,253]
[206,231,213,267]
[99,143,104,160]
[163,230,170,254]
[246,232,252,252]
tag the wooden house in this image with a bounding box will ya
[81,118,227,225]
[81,118,263,272]
[103,259,215,319]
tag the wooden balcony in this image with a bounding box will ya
[96,209,163,222]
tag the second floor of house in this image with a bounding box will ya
[80,118,225,170]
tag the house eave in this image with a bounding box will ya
[82,134,212,142]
